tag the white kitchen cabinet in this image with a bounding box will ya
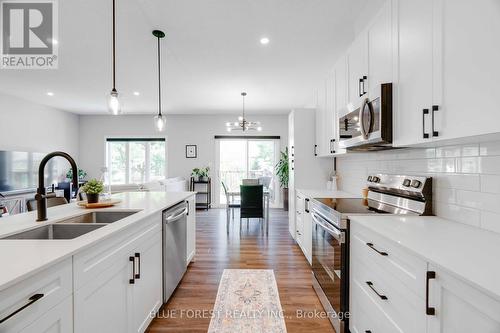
[335,56,348,119]
[294,192,312,265]
[74,214,163,333]
[324,70,336,156]
[288,110,331,239]
[346,33,368,112]
[186,195,196,264]
[0,259,73,333]
[315,81,328,157]
[427,264,500,333]
[393,0,437,146]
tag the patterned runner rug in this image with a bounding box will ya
[208,269,288,333]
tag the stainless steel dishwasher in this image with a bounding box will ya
[163,201,188,302]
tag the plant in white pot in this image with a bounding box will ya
[81,179,104,204]
[275,149,289,211]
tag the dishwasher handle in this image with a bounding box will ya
[165,207,188,223]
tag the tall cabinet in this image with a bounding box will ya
[288,109,332,239]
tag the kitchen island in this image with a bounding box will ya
[0,191,196,333]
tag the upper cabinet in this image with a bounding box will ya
[394,0,500,146]
[346,33,368,112]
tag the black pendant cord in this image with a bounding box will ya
[112,0,116,91]
[157,35,161,116]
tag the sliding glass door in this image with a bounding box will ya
[216,138,280,207]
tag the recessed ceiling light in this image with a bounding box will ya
[260,37,270,45]
[47,92,54,96]
[133,91,140,96]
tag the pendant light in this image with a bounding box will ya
[225,92,263,132]
[107,0,121,115]
[153,30,166,132]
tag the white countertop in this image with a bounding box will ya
[0,191,194,292]
[296,189,360,198]
[349,215,500,300]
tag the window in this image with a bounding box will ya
[106,138,166,184]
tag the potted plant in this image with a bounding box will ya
[191,167,210,182]
[275,149,289,211]
[81,179,104,204]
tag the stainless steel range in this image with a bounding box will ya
[311,174,432,333]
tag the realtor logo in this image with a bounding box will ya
[1,0,58,69]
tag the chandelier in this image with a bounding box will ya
[226,92,263,132]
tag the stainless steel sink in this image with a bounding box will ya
[2,224,106,240]
[56,211,139,224]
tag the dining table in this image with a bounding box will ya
[226,189,270,233]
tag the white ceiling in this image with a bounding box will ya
[0,0,374,115]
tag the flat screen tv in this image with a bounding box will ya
[0,150,70,194]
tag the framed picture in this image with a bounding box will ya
[186,145,197,158]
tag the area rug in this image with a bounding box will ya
[207,269,288,333]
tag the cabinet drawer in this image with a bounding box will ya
[351,255,426,333]
[73,213,161,290]
[350,277,401,333]
[350,222,427,298]
[0,258,72,331]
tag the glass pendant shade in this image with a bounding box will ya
[154,114,166,132]
[108,89,121,115]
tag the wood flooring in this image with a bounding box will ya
[146,208,336,333]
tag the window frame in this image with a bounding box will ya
[105,136,168,185]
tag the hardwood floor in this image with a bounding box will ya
[147,208,336,333]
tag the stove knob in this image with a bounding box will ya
[403,179,411,187]
[372,176,380,183]
[367,176,373,182]
[411,180,422,188]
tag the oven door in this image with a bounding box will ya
[311,210,347,326]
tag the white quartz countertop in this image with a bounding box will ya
[296,189,360,198]
[349,215,500,300]
[0,191,194,291]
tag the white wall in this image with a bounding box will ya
[0,93,79,158]
[336,141,500,234]
[78,114,288,180]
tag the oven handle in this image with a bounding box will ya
[311,211,344,243]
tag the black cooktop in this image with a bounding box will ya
[313,198,390,215]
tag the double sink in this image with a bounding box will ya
[2,211,140,240]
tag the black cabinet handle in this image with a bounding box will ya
[366,331,372,333]
[422,109,430,139]
[314,144,318,156]
[366,242,388,256]
[305,198,310,213]
[362,75,368,95]
[359,78,364,97]
[366,281,387,300]
[135,253,141,279]
[0,293,44,324]
[129,256,135,284]
[432,105,439,137]
[426,271,436,315]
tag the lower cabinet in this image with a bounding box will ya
[350,222,500,333]
[18,296,73,333]
[186,196,196,264]
[74,213,163,333]
[295,192,312,265]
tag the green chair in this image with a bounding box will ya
[240,185,264,227]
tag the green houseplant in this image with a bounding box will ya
[275,149,289,211]
[81,179,104,204]
[191,167,210,181]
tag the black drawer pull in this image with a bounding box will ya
[129,256,135,284]
[359,78,364,97]
[426,271,436,315]
[362,75,368,95]
[0,293,44,324]
[366,242,388,256]
[422,109,430,139]
[135,253,141,279]
[366,281,387,300]
[432,105,439,137]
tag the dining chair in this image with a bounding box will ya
[240,185,264,229]
[26,196,68,212]
[242,178,259,185]
[221,181,240,233]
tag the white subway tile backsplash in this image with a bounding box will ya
[337,140,500,234]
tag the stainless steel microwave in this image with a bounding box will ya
[339,83,393,151]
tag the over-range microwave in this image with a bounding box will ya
[339,83,393,151]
